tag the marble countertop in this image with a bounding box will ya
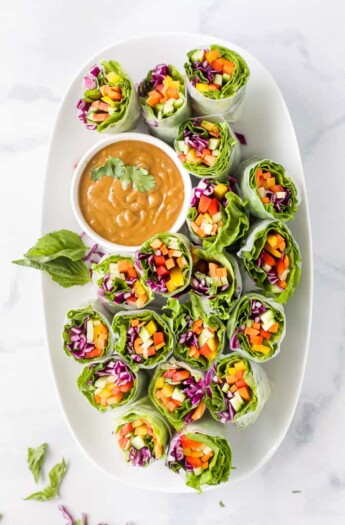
[1,0,344,523]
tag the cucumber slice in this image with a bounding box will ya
[208,138,221,150]
[139,326,151,343]
[183,144,192,155]
[172,387,186,402]
[130,435,146,450]
[212,149,220,157]
[260,309,274,324]
[173,98,184,109]
[191,49,205,63]
[214,74,223,86]
[223,73,231,82]
[176,140,186,152]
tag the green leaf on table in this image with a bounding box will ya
[91,156,156,192]
[13,257,91,288]
[27,443,48,483]
[25,458,67,501]
[24,230,88,263]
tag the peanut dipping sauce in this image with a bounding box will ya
[78,140,185,246]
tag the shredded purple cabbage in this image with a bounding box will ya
[66,317,97,359]
[128,445,152,467]
[92,357,135,390]
[234,132,247,145]
[190,177,235,209]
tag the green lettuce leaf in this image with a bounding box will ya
[175,119,238,179]
[162,294,226,370]
[62,305,111,363]
[187,190,249,251]
[239,157,300,221]
[137,233,192,297]
[227,293,286,362]
[27,443,48,483]
[25,458,67,501]
[184,45,250,100]
[148,359,205,430]
[112,310,174,369]
[237,220,302,304]
[190,248,242,320]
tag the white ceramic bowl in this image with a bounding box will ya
[70,132,192,252]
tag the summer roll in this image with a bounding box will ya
[228,293,286,362]
[190,248,242,320]
[115,398,170,467]
[136,233,192,297]
[205,354,271,428]
[237,220,302,303]
[137,63,191,143]
[238,157,300,221]
[112,309,174,369]
[76,60,140,133]
[62,303,112,363]
[184,45,250,121]
[166,418,232,492]
[163,295,226,370]
[187,177,249,251]
[149,359,206,430]
[174,117,240,179]
[92,254,154,312]
[77,356,147,412]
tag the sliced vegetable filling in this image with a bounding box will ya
[254,166,292,212]
[138,64,186,119]
[128,318,165,362]
[257,230,291,293]
[184,45,249,99]
[136,234,192,295]
[231,299,281,357]
[91,359,135,408]
[153,365,205,425]
[191,257,230,298]
[179,317,219,364]
[168,433,218,480]
[176,119,223,167]
[205,358,255,423]
[117,418,163,467]
[64,310,109,361]
[94,256,150,308]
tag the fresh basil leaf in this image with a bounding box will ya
[27,443,48,483]
[13,257,91,288]
[25,458,67,501]
[24,230,88,263]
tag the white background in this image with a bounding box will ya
[1,1,344,524]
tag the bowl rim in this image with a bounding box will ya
[70,132,193,252]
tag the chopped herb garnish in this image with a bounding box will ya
[292,490,302,493]
[219,500,225,507]
[25,458,67,501]
[91,156,156,192]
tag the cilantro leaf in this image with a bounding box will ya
[91,157,125,181]
[90,156,156,192]
[25,458,67,501]
[27,443,48,483]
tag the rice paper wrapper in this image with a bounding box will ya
[112,308,174,370]
[77,356,148,413]
[115,397,171,464]
[62,300,113,364]
[148,357,206,430]
[175,115,240,179]
[205,354,271,429]
[92,253,154,314]
[166,415,232,492]
[136,233,193,298]
[238,156,301,221]
[187,83,247,123]
[227,292,286,362]
[162,294,226,370]
[237,219,302,304]
[190,249,242,321]
[103,85,140,134]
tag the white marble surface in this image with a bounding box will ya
[1,0,344,523]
